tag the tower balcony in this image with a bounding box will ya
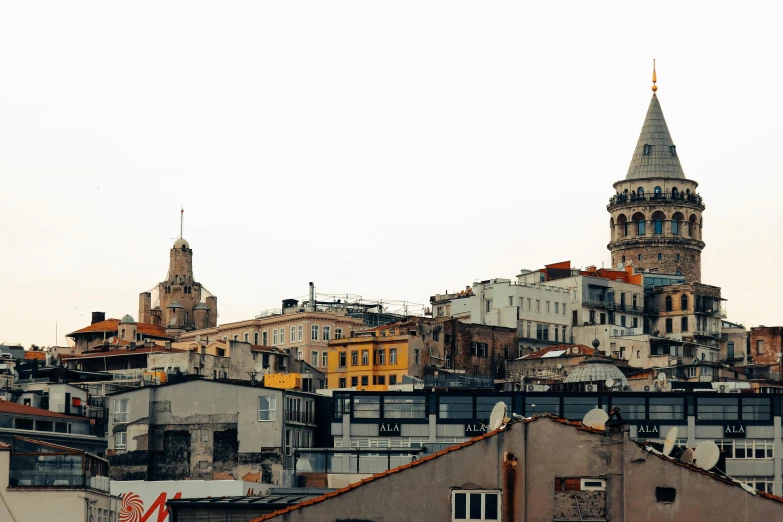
[607,191,705,212]
[607,235,705,252]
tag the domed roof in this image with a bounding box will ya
[193,302,209,310]
[120,314,136,324]
[563,357,628,386]
[173,237,190,249]
[168,300,184,309]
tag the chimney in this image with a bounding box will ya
[309,282,315,309]
[91,312,106,325]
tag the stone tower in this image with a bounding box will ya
[607,69,705,282]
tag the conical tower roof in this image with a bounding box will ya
[625,94,685,180]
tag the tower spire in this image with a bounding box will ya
[180,206,184,239]
[652,59,657,92]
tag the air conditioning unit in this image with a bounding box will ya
[644,385,651,391]
[718,384,729,393]
[585,384,598,392]
[526,384,537,392]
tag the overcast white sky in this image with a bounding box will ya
[1,2,782,347]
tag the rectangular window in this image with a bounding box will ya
[439,396,473,419]
[665,318,673,333]
[291,326,296,344]
[339,377,346,388]
[555,302,559,314]
[311,325,319,341]
[351,376,358,387]
[621,316,627,327]
[562,326,567,342]
[378,375,385,385]
[298,325,303,341]
[310,351,318,367]
[681,317,688,332]
[262,331,268,345]
[323,326,331,341]
[254,332,259,345]
[452,490,500,521]
[390,348,397,365]
[384,396,427,419]
[351,351,358,365]
[554,327,559,342]
[563,397,599,420]
[361,375,368,386]
[757,339,765,354]
[362,350,369,365]
[536,300,540,312]
[353,396,380,418]
[113,398,129,423]
[527,298,531,311]
[508,296,513,306]
[632,317,638,328]
[611,397,646,420]
[485,299,492,313]
[389,375,397,385]
[378,349,386,365]
[114,432,127,449]
[546,301,550,313]
[322,351,328,368]
[526,322,531,339]
[280,328,285,344]
[697,397,739,421]
[335,328,343,340]
[273,330,279,345]
[244,333,249,342]
[339,351,346,367]
[727,341,735,359]
[742,398,771,421]
[476,397,512,421]
[258,396,277,421]
[414,349,420,364]
[563,303,567,315]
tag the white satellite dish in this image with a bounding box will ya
[680,448,694,465]
[658,372,666,382]
[693,441,720,471]
[605,378,615,388]
[195,335,202,342]
[662,427,678,456]
[556,364,563,370]
[669,359,677,366]
[253,362,265,374]
[488,402,507,431]
[107,337,115,344]
[582,408,609,430]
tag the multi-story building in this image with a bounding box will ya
[67,312,173,354]
[430,275,570,355]
[720,320,748,367]
[606,70,706,283]
[747,327,783,381]
[325,318,517,389]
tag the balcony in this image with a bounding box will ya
[607,191,704,210]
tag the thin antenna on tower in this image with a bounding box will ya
[180,205,184,239]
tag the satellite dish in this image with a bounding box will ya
[662,427,678,456]
[556,364,563,370]
[680,448,694,465]
[693,441,720,471]
[195,335,201,342]
[253,362,265,374]
[605,378,615,388]
[669,359,677,366]
[222,335,228,341]
[582,408,609,430]
[488,402,507,431]
[658,373,666,382]
[107,337,115,344]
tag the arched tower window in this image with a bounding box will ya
[121,328,125,339]
[638,187,644,197]
[689,214,698,237]
[632,212,645,235]
[654,186,662,198]
[665,296,672,312]
[672,187,679,199]
[652,211,665,235]
[672,212,684,235]
[681,294,688,310]
[617,214,628,238]
[657,253,662,260]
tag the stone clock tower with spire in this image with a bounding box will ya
[607,64,706,282]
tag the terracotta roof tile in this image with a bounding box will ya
[68,319,171,339]
[62,345,185,359]
[24,351,46,360]
[0,399,85,420]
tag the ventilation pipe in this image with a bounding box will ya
[309,282,315,310]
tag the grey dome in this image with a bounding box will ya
[193,302,209,310]
[119,314,135,324]
[173,237,190,249]
[564,357,628,387]
[168,300,184,309]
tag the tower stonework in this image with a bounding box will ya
[607,87,705,283]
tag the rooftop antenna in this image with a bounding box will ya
[180,205,184,239]
[693,441,720,471]
[662,427,678,457]
[582,408,609,431]
[488,402,507,431]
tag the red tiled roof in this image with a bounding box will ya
[0,399,85,420]
[68,319,171,339]
[251,414,783,521]
[24,351,46,360]
[521,345,596,359]
[62,345,185,360]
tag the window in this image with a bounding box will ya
[622,255,626,262]
[637,220,645,235]
[676,254,680,261]
[685,367,696,378]
[485,300,492,313]
[563,303,567,315]
[279,328,285,344]
[414,349,420,365]
[389,375,397,385]
[554,327,559,342]
[439,396,473,419]
[672,220,679,235]
[353,396,380,418]
[113,398,129,423]
[291,326,296,343]
[351,351,358,365]
[254,332,259,345]
[476,397,512,421]
[563,397,599,420]
[665,296,672,312]
[727,341,735,359]
[681,317,688,332]
[546,301,551,313]
[298,325,303,341]
[114,432,127,449]
[335,328,343,340]
[452,490,499,521]
[731,440,774,459]
[323,326,331,341]
[244,333,249,343]
[351,376,358,387]
[311,325,319,341]
[536,300,540,312]
[508,296,513,306]
[656,487,677,503]
[273,330,278,345]
[258,396,277,421]
[621,315,627,327]
[638,186,645,196]
[654,219,663,234]
[310,351,318,367]
[600,313,606,325]
[361,375,368,386]
[697,397,739,420]
[738,477,774,494]
[262,331,268,345]
[433,330,440,341]
[536,324,548,340]
[654,186,662,196]
[390,348,397,364]
[525,396,559,416]
[378,349,386,365]
[643,144,651,155]
[632,317,638,328]
[384,396,427,419]
[670,145,677,157]
[377,375,386,385]
[233,334,238,342]
[562,326,567,342]
[362,350,369,365]
[339,378,346,388]
[322,352,328,368]
[757,339,765,354]
[657,253,662,260]
[526,322,531,338]
[649,398,684,420]
[638,254,643,261]
[527,298,531,311]
[742,398,771,420]
[470,342,489,357]
[339,351,346,367]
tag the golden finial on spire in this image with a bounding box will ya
[652,59,658,92]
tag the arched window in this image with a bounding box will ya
[672,212,684,235]
[638,187,645,197]
[689,214,698,237]
[632,212,646,235]
[638,254,643,261]
[657,253,662,260]
[681,294,688,310]
[652,211,665,235]
[617,214,628,238]
[121,328,125,338]
[676,253,680,261]
[654,186,662,197]
[665,296,672,312]
[621,255,626,263]
[672,187,679,199]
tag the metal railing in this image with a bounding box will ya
[608,192,704,207]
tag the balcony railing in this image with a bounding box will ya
[286,410,316,424]
[583,300,642,313]
[608,192,704,208]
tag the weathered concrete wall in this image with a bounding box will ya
[750,327,782,377]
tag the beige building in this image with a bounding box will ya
[606,73,706,283]
[138,235,217,335]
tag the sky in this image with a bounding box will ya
[1,2,782,347]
